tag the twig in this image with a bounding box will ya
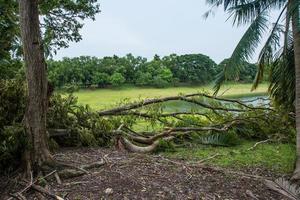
[30,184,64,200]
[54,172,62,185]
[197,153,221,163]
[8,193,27,200]
[246,190,259,200]
[8,170,57,200]
[247,139,271,151]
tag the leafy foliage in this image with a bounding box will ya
[47,53,243,88]
[217,59,258,83]
[110,72,126,87]
[198,131,240,147]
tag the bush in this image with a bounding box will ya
[48,94,116,147]
[61,84,80,93]
[135,72,152,86]
[152,76,169,88]
[0,79,26,130]
[0,124,27,171]
[92,72,110,87]
[0,79,27,172]
[109,72,125,87]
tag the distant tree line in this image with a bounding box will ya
[46,53,258,89]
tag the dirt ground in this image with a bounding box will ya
[0,148,292,200]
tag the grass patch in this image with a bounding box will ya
[73,83,268,110]
[162,141,296,174]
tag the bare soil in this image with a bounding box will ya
[0,148,291,199]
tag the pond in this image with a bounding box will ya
[161,95,270,113]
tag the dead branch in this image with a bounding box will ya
[197,153,222,163]
[8,171,57,200]
[29,184,64,200]
[116,120,239,153]
[48,129,70,137]
[169,120,239,133]
[58,169,85,179]
[98,93,266,117]
[202,94,274,112]
[81,160,105,170]
[8,193,27,200]
[54,172,62,185]
[117,136,174,153]
[247,139,271,151]
[57,160,105,179]
[113,111,214,121]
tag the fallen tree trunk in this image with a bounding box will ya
[98,93,269,116]
[96,93,276,153]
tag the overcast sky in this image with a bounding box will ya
[54,0,253,64]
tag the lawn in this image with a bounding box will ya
[162,141,296,174]
[74,83,268,110]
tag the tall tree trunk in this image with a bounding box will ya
[19,0,52,175]
[292,1,300,180]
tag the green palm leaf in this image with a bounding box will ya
[214,12,268,94]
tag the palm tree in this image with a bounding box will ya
[205,0,300,179]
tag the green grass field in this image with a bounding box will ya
[163,141,296,174]
[74,83,268,110]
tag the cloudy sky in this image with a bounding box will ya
[54,0,255,63]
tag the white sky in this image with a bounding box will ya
[53,0,273,64]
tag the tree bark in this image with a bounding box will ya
[19,0,52,175]
[291,1,300,180]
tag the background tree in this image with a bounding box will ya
[109,72,126,87]
[217,59,258,83]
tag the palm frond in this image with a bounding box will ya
[214,12,268,94]
[269,36,295,111]
[265,178,300,200]
[227,0,278,26]
[252,4,287,90]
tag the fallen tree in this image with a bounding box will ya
[95,92,294,153]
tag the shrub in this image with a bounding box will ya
[152,76,169,88]
[109,72,125,87]
[0,124,27,171]
[135,72,152,86]
[61,84,80,93]
[0,79,26,130]
[92,72,110,87]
